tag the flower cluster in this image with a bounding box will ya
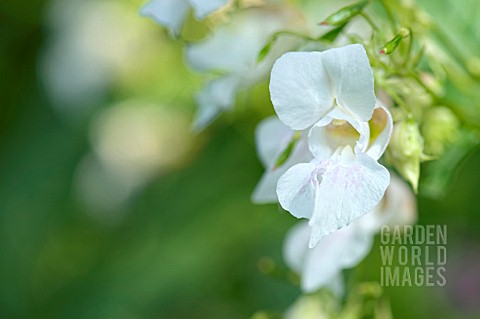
[250,44,419,293]
[255,44,393,247]
[139,0,475,315]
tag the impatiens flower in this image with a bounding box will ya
[141,0,229,36]
[186,7,302,130]
[270,44,393,247]
[252,105,392,204]
[270,44,376,130]
[283,175,416,293]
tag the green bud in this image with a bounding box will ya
[391,120,424,158]
[385,77,432,116]
[319,0,368,27]
[422,107,460,156]
[379,28,409,55]
[387,120,426,192]
[285,294,335,319]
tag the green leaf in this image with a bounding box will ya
[257,39,274,63]
[318,22,348,43]
[319,0,368,27]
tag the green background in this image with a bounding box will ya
[1,0,479,318]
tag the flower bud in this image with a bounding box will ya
[422,107,460,156]
[387,120,426,192]
[319,0,368,27]
[379,28,409,55]
[390,120,424,158]
[285,295,332,319]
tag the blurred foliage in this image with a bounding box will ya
[0,0,479,318]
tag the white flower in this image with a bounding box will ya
[187,3,358,131]
[141,0,229,36]
[42,0,153,117]
[252,104,392,204]
[270,44,393,247]
[283,175,416,293]
[186,7,302,130]
[270,44,376,130]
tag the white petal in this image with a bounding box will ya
[277,163,317,219]
[337,224,374,268]
[187,10,284,73]
[188,0,228,19]
[252,169,286,204]
[360,174,417,232]
[140,0,190,36]
[270,52,334,130]
[283,221,310,273]
[192,93,221,132]
[192,76,239,131]
[252,146,308,204]
[302,224,372,292]
[309,152,390,247]
[383,174,417,226]
[253,142,313,203]
[255,116,294,168]
[326,274,345,298]
[321,44,376,122]
[366,105,393,160]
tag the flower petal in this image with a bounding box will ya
[277,163,317,219]
[253,143,312,203]
[140,0,190,36]
[283,221,310,273]
[309,152,390,247]
[359,174,417,232]
[188,0,229,19]
[255,116,294,168]
[366,105,393,160]
[192,76,240,131]
[382,174,417,226]
[187,10,285,73]
[321,44,376,122]
[302,224,373,292]
[270,52,334,130]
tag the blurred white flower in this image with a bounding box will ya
[141,0,229,36]
[41,0,160,118]
[74,101,194,220]
[186,1,371,131]
[186,6,303,130]
[269,44,392,247]
[284,175,416,293]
